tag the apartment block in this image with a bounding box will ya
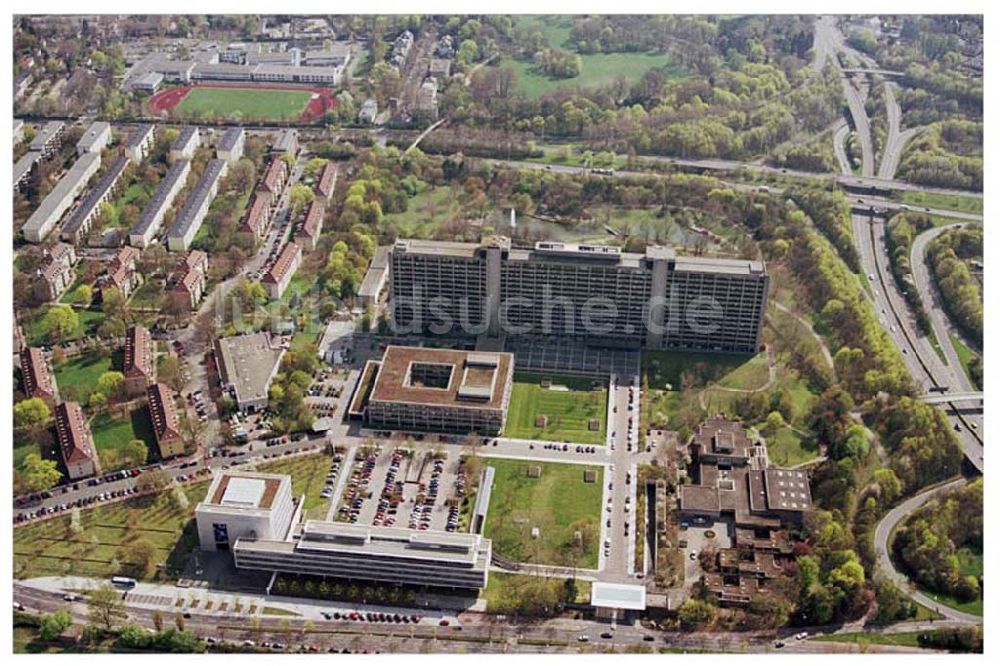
[167,158,228,251]
[169,126,200,162]
[61,155,130,244]
[129,159,191,248]
[55,401,99,480]
[123,324,155,396]
[34,242,78,302]
[147,382,184,459]
[22,152,101,243]
[125,123,156,163]
[262,241,301,300]
[76,121,111,156]
[19,347,57,403]
[217,127,245,164]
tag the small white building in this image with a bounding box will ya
[217,126,245,164]
[196,471,296,551]
[169,126,201,162]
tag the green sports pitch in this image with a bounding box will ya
[175,87,313,121]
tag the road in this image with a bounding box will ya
[872,477,981,624]
[908,223,980,391]
[851,214,983,471]
[14,579,933,654]
[877,82,922,180]
[832,120,852,174]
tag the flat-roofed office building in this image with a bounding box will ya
[233,520,492,590]
[364,346,514,435]
[389,236,768,354]
[196,471,295,551]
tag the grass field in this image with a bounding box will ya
[643,350,755,390]
[498,52,683,98]
[90,408,158,468]
[482,458,603,568]
[949,332,981,389]
[914,545,983,617]
[899,190,983,215]
[175,87,312,121]
[256,453,333,520]
[481,571,591,612]
[53,352,114,405]
[13,480,209,581]
[25,307,105,347]
[763,426,819,466]
[505,372,607,444]
[813,631,924,648]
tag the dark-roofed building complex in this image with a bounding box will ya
[362,346,514,435]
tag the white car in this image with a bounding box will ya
[794,632,809,641]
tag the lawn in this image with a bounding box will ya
[642,350,754,390]
[505,372,607,444]
[497,51,684,98]
[482,458,603,568]
[13,480,209,581]
[25,306,105,347]
[915,545,983,617]
[813,631,924,648]
[90,407,158,468]
[481,571,591,612]
[255,453,333,520]
[762,425,819,467]
[130,279,166,311]
[949,332,981,389]
[899,190,983,215]
[383,183,462,237]
[175,87,313,121]
[53,352,114,404]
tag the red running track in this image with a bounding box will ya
[147,83,337,122]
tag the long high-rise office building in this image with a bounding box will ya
[389,236,768,354]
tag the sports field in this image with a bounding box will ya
[482,458,603,568]
[175,87,313,121]
[505,372,607,444]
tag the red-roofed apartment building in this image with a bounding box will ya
[104,245,143,298]
[262,242,302,300]
[123,324,155,396]
[55,401,99,480]
[147,382,184,459]
[19,347,57,403]
[167,250,209,312]
[295,199,324,250]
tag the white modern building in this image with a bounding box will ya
[196,471,296,551]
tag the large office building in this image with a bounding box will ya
[360,346,514,436]
[233,520,492,590]
[196,471,296,551]
[389,237,768,354]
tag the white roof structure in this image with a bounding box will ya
[590,582,647,610]
[221,477,266,507]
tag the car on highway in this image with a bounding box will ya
[577,635,590,642]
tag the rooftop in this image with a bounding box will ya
[214,332,286,407]
[590,582,647,610]
[204,471,287,511]
[218,126,245,152]
[369,346,513,410]
[168,159,226,240]
[132,159,190,237]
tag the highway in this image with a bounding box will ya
[852,214,983,471]
[872,477,981,624]
[909,223,980,394]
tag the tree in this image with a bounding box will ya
[158,355,186,393]
[96,371,125,403]
[288,184,314,215]
[87,584,126,631]
[124,439,148,467]
[678,598,717,629]
[14,397,51,430]
[38,610,73,641]
[41,305,79,342]
[21,453,62,492]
